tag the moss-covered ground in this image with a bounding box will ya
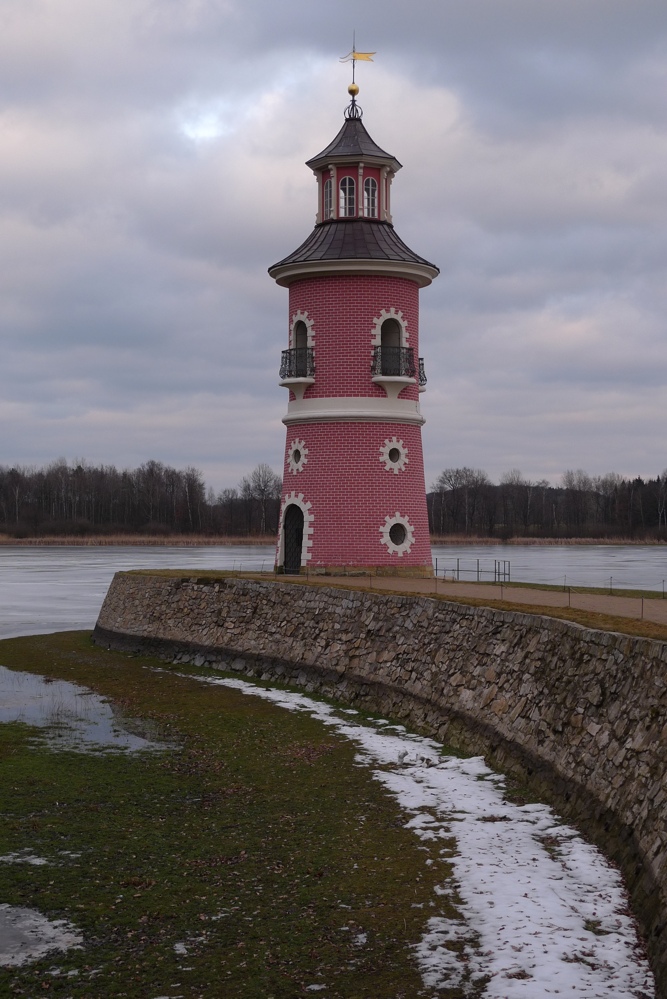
[0,632,469,998]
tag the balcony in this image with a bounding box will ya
[418,356,427,392]
[279,347,315,399]
[372,345,415,378]
[371,345,418,399]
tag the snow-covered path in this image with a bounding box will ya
[194,673,654,998]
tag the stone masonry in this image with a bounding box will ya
[93,571,667,994]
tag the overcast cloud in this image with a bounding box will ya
[2,0,667,491]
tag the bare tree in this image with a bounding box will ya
[562,469,593,531]
[246,463,282,535]
[432,468,490,534]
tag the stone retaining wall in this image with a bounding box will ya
[93,571,667,994]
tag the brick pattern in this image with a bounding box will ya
[287,275,420,402]
[278,272,429,570]
[280,419,431,567]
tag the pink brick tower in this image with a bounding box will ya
[269,83,439,576]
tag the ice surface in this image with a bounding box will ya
[0,545,274,639]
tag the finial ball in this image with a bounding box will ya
[348,82,359,97]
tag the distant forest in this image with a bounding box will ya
[428,467,667,540]
[1,460,666,540]
[0,460,282,538]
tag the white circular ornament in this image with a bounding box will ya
[379,513,415,556]
[287,438,308,474]
[379,437,408,474]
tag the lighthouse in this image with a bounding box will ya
[269,78,439,576]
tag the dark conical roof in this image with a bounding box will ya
[271,219,436,270]
[306,116,401,172]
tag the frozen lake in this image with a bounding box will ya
[1,542,667,639]
[431,542,667,591]
[0,545,272,639]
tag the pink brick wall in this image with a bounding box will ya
[280,420,432,567]
[288,275,420,402]
[278,271,431,571]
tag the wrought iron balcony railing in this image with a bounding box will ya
[371,345,416,379]
[418,357,427,386]
[280,347,315,380]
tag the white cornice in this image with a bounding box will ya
[283,396,425,426]
[269,257,438,289]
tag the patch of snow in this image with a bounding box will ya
[185,674,656,998]
[0,904,83,967]
[0,851,47,866]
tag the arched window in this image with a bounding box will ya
[339,176,355,217]
[380,317,402,375]
[364,177,378,218]
[294,320,308,351]
[380,318,401,348]
[293,320,308,377]
[323,178,333,219]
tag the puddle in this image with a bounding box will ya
[0,905,83,967]
[0,665,171,753]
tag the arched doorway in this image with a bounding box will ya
[283,504,304,574]
[293,320,308,377]
[380,317,402,375]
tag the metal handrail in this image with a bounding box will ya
[418,357,427,386]
[371,345,416,379]
[280,347,315,379]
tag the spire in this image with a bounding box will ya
[339,38,375,120]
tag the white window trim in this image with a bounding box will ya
[379,437,408,474]
[323,177,333,220]
[364,177,378,218]
[339,176,356,218]
[371,308,409,349]
[379,512,415,557]
[287,438,309,474]
[290,311,315,349]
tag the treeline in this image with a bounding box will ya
[3,459,667,540]
[428,468,667,539]
[0,460,282,538]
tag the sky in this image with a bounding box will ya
[2,0,667,493]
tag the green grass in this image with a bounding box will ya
[497,578,666,600]
[0,632,474,998]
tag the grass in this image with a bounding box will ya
[499,578,667,600]
[0,631,474,999]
